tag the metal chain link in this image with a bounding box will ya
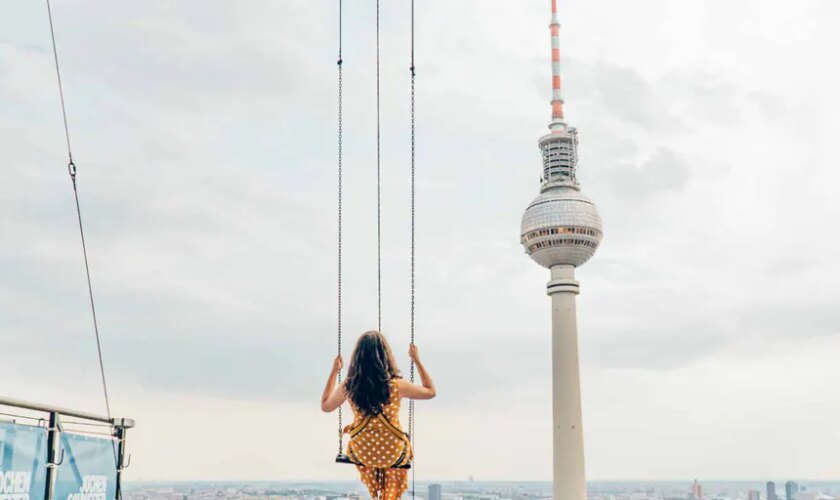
[336,0,344,456]
[408,66,416,440]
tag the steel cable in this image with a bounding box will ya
[376,0,382,333]
[45,0,118,470]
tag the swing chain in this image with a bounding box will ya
[409,0,417,496]
[336,0,344,457]
[408,56,416,439]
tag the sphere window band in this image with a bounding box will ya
[526,238,600,254]
[521,226,601,243]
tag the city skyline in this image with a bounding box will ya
[2,0,839,483]
[120,480,840,500]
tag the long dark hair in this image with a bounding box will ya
[345,331,401,415]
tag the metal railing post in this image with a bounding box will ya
[115,425,128,500]
[44,411,60,500]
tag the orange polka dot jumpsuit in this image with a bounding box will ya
[343,379,412,499]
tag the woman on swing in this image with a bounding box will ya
[321,330,436,499]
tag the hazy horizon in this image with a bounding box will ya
[122,480,840,484]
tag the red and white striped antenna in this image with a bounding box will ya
[549,0,565,124]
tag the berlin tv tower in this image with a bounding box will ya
[519,1,603,499]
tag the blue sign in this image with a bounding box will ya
[53,434,117,500]
[0,421,47,500]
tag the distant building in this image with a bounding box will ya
[787,482,800,500]
[428,484,442,500]
[794,492,836,500]
[749,490,761,500]
[692,480,703,500]
[768,482,778,500]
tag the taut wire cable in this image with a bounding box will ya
[376,0,383,333]
[45,1,120,487]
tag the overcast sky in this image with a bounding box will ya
[2,0,839,483]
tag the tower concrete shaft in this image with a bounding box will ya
[548,264,586,500]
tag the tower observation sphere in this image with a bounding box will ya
[520,127,603,268]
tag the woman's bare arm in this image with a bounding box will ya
[320,355,347,412]
[398,345,436,400]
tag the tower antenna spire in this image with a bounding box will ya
[550,0,565,126]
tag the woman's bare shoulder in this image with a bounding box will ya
[396,378,415,393]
